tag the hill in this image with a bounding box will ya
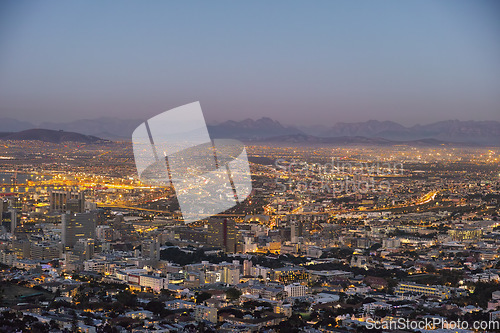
[0,129,108,143]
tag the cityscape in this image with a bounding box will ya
[0,135,499,332]
[1,1,500,332]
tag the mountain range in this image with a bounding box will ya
[311,119,500,145]
[0,117,498,146]
[261,134,466,147]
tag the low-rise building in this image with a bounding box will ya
[284,283,307,298]
[395,282,451,300]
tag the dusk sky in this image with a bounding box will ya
[0,1,499,126]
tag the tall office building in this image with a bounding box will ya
[290,221,298,243]
[30,242,62,260]
[73,238,95,261]
[206,218,237,253]
[50,190,85,213]
[96,225,116,242]
[9,208,17,233]
[1,208,17,234]
[223,266,240,285]
[141,239,160,261]
[61,211,97,249]
[13,239,31,259]
[243,259,253,276]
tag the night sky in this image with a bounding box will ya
[0,0,499,126]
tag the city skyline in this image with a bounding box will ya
[1,2,500,331]
[1,1,499,126]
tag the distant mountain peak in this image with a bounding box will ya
[0,116,498,146]
[208,117,301,139]
[219,117,285,128]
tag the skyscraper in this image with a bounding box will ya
[61,211,97,249]
[1,208,17,234]
[206,218,237,253]
[223,266,240,285]
[290,221,298,243]
[73,238,95,261]
[50,190,85,213]
[141,239,160,261]
[243,259,252,276]
[30,242,62,260]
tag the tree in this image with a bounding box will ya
[425,264,436,273]
[225,288,242,302]
[116,290,137,307]
[83,316,94,326]
[345,294,364,305]
[49,319,59,330]
[31,321,49,332]
[145,300,165,316]
[70,310,78,332]
[160,289,174,298]
[100,323,119,333]
[275,314,304,333]
[196,292,212,304]
[374,308,389,318]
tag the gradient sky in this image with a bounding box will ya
[0,0,499,126]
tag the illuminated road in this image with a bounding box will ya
[97,203,246,217]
